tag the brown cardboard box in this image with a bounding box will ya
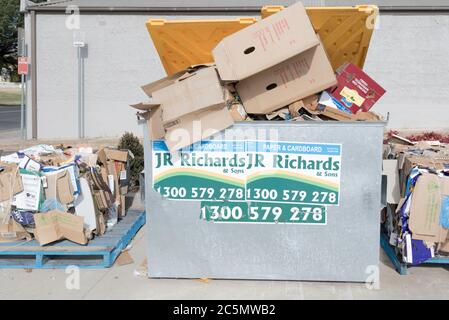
[409,173,449,243]
[104,149,129,163]
[403,155,446,178]
[212,1,319,81]
[133,103,165,140]
[164,105,234,151]
[34,210,87,246]
[151,67,227,124]
[0,162,23,202]
[132,65,235,151]
[235,43,337,114]
[44,169,75,205]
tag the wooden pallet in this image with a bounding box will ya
[0,210,145,269]
[380,231,449,275]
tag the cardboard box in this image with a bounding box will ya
[103,149,129,163]
[164,105,234,151]
[328,62,386,114]
[150,67,227,123]
[0,162,24,202]
[43,169,75,205]
[133,103,165,139]
[132,65,235,151]
[236,42,337,114]
[212,1,319,81]
[409,173,449,243]
[34,210,87,246]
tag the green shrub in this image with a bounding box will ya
[118,132,144,187]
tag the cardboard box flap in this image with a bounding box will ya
[0,218,32,242]
[153,66,227,123]
[141,108,165,140]
[236,43,337,114]
[44,169,75,205]
[34,210,87,246]
[130,102,161,111]
[164,106,234,151]
[140,64,212,97]
[212,1,319,81]
[141,68,190,97]
[104,149,129,163]
[409,173,449,243]
[0,162,23,202]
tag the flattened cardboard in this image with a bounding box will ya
[104,149,129,163]
[382,159,400,204]
[313,104,354,121]
[409,173,449,243]
[132,102,165,140]
[212,1,319,81]
[164,106,234,151]
[236,43,337,114]
[0,162,23,202]
[34,210,87,246]
[139,107,165,140]
[0,218,31,242]
[44,169,75,205]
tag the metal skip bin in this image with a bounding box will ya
[143,4,384,282]
[143,121,385,282]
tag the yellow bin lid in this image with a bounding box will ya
[147,5,378,75]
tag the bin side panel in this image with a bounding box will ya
[144,122,384,282]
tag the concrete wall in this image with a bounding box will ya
[364,13,449,129]
[32,13,165,139]
[29,12,449,139]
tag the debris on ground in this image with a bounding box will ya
[0,144,133,245]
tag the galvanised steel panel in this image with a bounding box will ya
[144,121,385,282]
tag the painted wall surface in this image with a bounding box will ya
[363,13,449,129]
[30,12,449,138]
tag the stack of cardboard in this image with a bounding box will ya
[97,148,131,220]
[0,144,132,246]
[132,1,386,152]
[382,135,449,264]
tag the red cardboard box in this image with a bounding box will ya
[329,62,386,114]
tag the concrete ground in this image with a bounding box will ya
[1,225,449,300]
[0,134,448,299]
[0,106,21,142]
[0,195,448,300]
